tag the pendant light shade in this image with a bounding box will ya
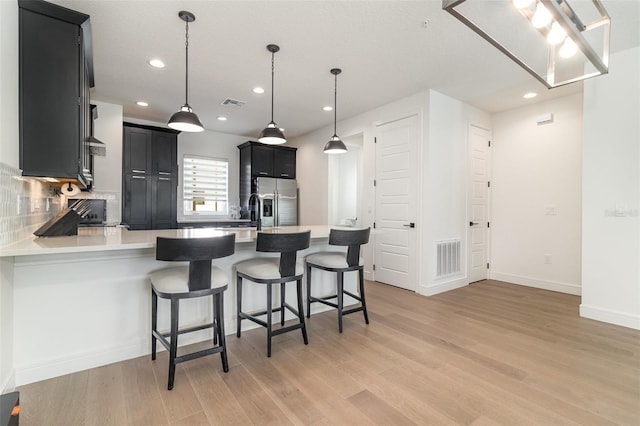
[168,11,204,132]
[324,68,347,154]
[258,44,286,145]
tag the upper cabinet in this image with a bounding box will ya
[238,141,297,179]
[19,0,94,188]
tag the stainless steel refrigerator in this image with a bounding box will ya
[255,177,298,227]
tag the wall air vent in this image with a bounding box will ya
[436,239,461,277]
[221,98,246,107]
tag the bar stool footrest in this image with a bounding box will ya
[175,346,224,364]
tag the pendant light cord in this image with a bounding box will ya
[333,72,338,136]
[184,20,190,106]
[270,50,275,123]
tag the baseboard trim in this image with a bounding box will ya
[490,272,581,295]
[580,304,640,330]
[15,339,148,386]
[419,277,467,296]
[13,306,345,386]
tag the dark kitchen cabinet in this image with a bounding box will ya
[122,123,178,230]
[19,0,94,188]
[238,141,297,179]
[273,148,296,179]
[238,141,297,219]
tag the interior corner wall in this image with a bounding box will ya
[581,46,640,330]
[421,90,491,296]
[490,93,583,295]
[92,101,123,223]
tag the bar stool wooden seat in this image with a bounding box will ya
[235,231,310,357]
[305,228,370,332]
[149,233,235,390]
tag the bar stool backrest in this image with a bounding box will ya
[256,231,311,277]
[156,233,236,291]
[329,228,371,267]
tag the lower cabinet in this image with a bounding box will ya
[123,174,151,229]
[123,174,177,230]
[152,175,178,229]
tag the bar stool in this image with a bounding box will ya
[149,233,235,390]
[305,227,371,332]
[235,231,310,357]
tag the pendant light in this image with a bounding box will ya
[168,11,204,132]
[323,68,347,154]
[258,44,286,145]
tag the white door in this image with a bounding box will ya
[374,115,418,291]
[468,125,490,283]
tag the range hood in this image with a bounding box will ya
[87,135,106,156]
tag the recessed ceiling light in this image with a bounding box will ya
[323,106,333,111]
[148,59,165,68]
[217,116,227,121]
[252,87,265,94]
[523,92,538,99]
[136,101,149,107]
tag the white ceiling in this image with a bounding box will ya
[52,0,640,139]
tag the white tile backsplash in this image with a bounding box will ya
[0,162,61,246]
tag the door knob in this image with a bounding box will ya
[469,221,479,226]
[403,223,415,228]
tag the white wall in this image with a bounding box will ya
[423,90,491,295]
[490,93,583,295]
[177,130,248,222]
[91,101,123,223]
[292,90,490,295]
[292,91,431,282]
[581,46,640,329]
[0,0,18,393]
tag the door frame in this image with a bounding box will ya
[467,124,492,284]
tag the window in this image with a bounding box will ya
[182,155,228,215]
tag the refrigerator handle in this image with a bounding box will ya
[274,189,279,227]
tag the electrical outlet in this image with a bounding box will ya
[46,198,50,211]
[544,254,552,264]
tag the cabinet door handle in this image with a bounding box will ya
[132,169,146,174]
[280,173,289,177]
[158,177,171,181]
[132,175,146,180]
[259,171,269,175]
[158,171,171,175]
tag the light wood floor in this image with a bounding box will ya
[18,280,640,425]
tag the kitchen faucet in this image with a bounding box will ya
[248,193,262,231]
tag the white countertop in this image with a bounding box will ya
[0,225,332,257]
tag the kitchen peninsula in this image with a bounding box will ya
[0,225,357,386]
